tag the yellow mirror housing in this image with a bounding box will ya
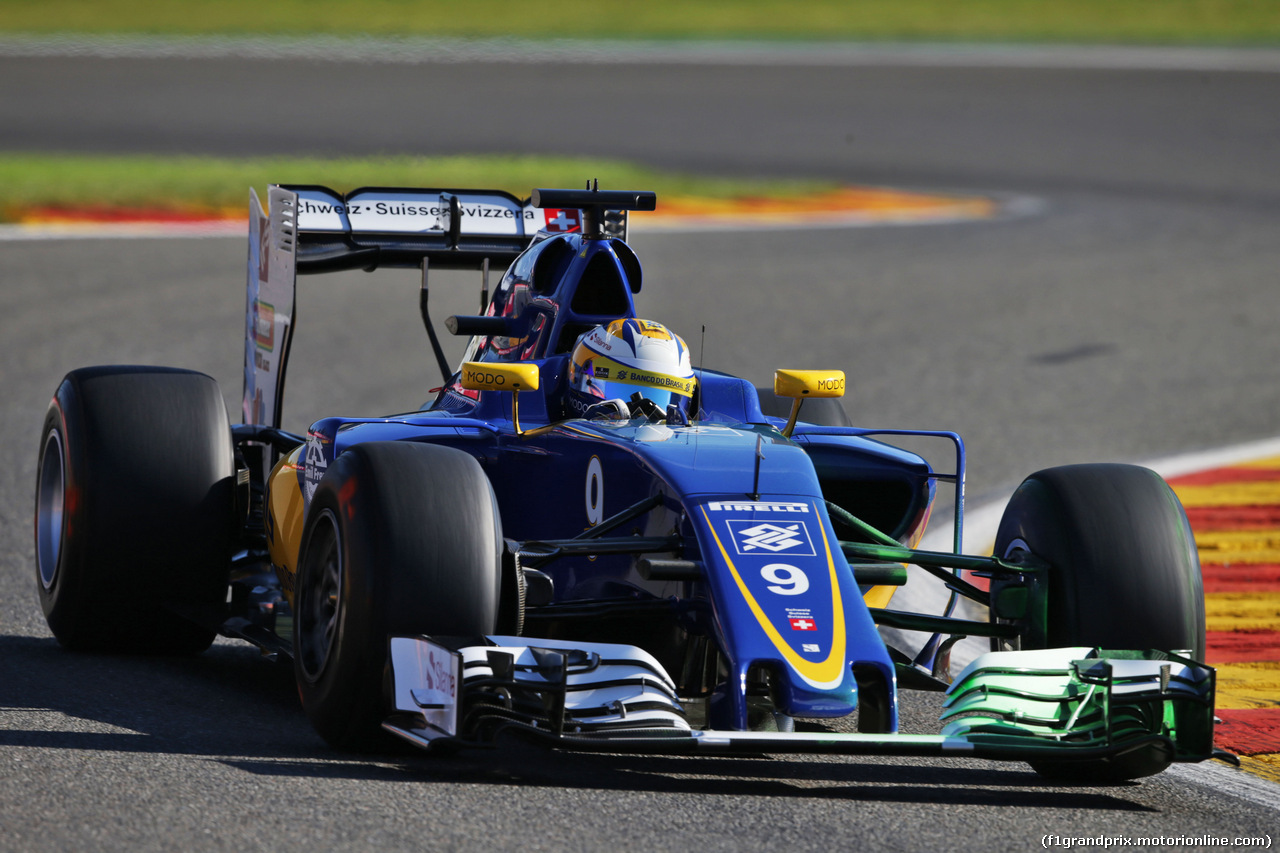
[459,362,545,436]
[774,369,845,399]
[460,362,540,393]
[772,369,846,438]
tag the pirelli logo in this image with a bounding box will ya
[707,501,810,513]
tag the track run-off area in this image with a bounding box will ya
[1171,454,1280,781]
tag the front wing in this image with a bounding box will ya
[383,636,1216,768]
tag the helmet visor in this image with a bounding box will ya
[574,353,694,413]
[578,377,680,411]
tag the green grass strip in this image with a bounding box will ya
[2,0,1279,44]
[0,153,835,220]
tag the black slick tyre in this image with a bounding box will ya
[293,441,502,751]
[993,463,1205,782]
[35,366,235,654]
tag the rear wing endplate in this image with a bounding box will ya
[243,186,298,429]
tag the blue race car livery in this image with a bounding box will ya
[33,184,1220,783]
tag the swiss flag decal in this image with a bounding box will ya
[789,617,816,631]
[543,208,581,232]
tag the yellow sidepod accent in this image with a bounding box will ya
[862,585,897,609]
[864,504,934,610]
[266,447,306,605]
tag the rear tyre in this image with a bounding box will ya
[293,442,502,751]
[35,366,235,654]
[993,463,1204,782]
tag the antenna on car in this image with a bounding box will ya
[696,324,706,420]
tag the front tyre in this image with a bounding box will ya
[993,463,1205,782]
[35,366,235,654]
[293,442,502,751]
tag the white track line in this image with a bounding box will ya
[923,434,1280,558]
[0,222,243,241]
[4,36,1280,72]
[1142,436,1280,480]
[1167,761,1280,813]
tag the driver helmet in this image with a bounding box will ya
[567,319,696,420]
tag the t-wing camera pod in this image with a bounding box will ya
[531,183,657,240]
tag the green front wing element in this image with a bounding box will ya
[940,647,1216,774]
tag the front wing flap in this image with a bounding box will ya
[383,637,1216,767]
[941,648,1214,755]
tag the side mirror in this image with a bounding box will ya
[772,369,846,437]
[460,362,541,435]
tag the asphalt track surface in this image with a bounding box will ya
[2,45,1279,851]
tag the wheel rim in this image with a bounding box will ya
[298,509,343,682]
[992,539,1033,652]
[1002,539,1031,561]
[35,430,65,591]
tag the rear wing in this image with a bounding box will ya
[285,184,567,274]
[243,184,591,431]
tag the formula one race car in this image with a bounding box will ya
[34,183,1218,782]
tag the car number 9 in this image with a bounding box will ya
[762,563,809,595]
